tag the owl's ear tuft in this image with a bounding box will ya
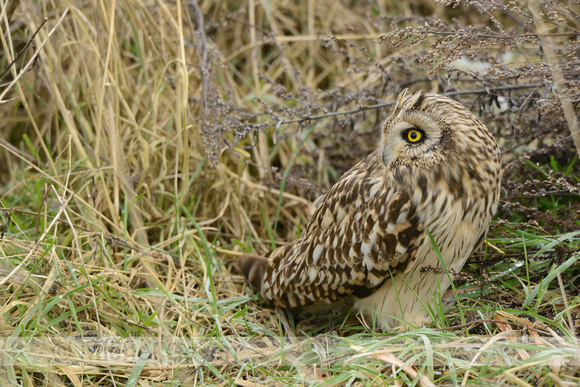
[396,88,410,105]
[238,254,268,292]
[394,89,424,113]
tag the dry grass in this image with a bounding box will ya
[0,0,579,385]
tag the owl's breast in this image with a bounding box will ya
[416,185,497,271]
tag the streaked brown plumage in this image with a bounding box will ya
[239,90,502,330]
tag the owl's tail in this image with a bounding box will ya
[238,254,268,293]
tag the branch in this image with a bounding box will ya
[0,18,48,80]
[188,0,208,112]
[0,9,69,103]
[382,30,580,40]
[266,83,546,128]
[529,4,580,158]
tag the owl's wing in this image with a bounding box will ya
[239,153,426,308]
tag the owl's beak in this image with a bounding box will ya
[381,143,402,168]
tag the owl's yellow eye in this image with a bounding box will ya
[405,128,423,143]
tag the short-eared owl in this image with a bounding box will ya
[239,90,502,330]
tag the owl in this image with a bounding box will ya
[239,90,502,330]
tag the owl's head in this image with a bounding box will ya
[379,89,496,170]
[380,90,443,168]
[378,89,501,197]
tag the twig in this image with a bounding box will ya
[188,0,208,111]
[350,344,435,387]
[0,208,14,239]
[0,138,47,167]
[529,3,580,157]
[0,18,48,80]
[383,30,580,40]
[0,9,69,103]
[434,318,530,331]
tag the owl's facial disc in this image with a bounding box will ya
[380,111,443,168]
